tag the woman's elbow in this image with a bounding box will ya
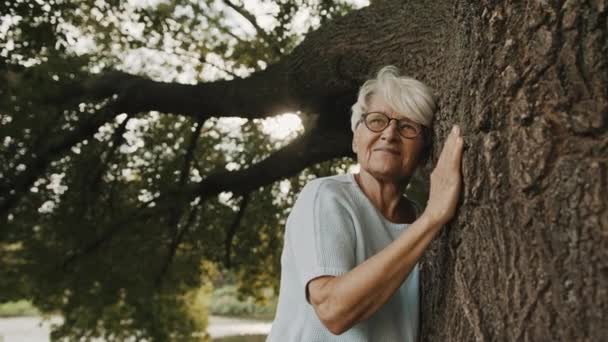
[312,299,353,335]
[327,323,348,336]
[308,277,354,335]
[317,309,351,335]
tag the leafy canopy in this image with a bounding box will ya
[0,0,364,340]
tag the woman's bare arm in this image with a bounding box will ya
[308,125,464,335]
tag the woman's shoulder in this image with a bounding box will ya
[286,175,355,226]
[302,174,353,194]
[294,174,355,207]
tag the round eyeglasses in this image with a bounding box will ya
[359,112,423,139]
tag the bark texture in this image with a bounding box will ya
[417,1,608,341]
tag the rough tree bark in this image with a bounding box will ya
[417,1,607,341]
[4,0,606,340]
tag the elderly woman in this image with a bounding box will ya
[267,66,464,341]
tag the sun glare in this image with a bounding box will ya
[260,113,303,140]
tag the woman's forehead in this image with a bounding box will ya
[367,95,411,119]
[367,94,391,111]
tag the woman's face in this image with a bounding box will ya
[352,95,425,182]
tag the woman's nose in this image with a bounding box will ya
[381,120,400,140]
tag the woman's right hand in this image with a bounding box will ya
[422,125,464,227]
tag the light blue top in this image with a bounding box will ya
[267,173,419,342]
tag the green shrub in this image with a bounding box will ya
[209,286,276,319]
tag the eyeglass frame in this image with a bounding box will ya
[356,111,425,139]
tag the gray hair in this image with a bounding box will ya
[350,66,436,132]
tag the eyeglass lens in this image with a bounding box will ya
[364,112,420,138]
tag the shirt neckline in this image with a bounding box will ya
[347,173,410,228]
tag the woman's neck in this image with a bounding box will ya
[354,171,410,222]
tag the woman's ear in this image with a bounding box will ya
[352,130,358,153]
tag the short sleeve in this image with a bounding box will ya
[284,180,356,301]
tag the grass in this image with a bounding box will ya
[0,300,39,317]
[212,335,267,342]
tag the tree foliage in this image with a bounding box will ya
[0,0,363,340]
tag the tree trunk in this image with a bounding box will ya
[417,1,607,341]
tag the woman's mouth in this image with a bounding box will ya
[373,148,401,155]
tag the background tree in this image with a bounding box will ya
[1,0,606,341]
[0,0,361,340]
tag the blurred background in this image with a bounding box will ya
[0,1,428,341]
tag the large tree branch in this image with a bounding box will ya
[57,1,451,125]
[4,0,451,224]
[70,63,296,120]
[189,125,353,199]
[58,124,353,266]
[45,0,455,141]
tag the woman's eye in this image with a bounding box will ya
[399,122,417,130]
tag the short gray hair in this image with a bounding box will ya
[350,66,436,132]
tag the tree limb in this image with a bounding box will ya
[155,119,205,287]
[57,2,423,124]
[0,106,120,219]
[224,193,250,269]
[202,59,243,79]
[66,62,296,120]
[59,196,160,270]
[222,0,283,57]
[188,124,353,199]
[4,0,441,222]
[153,203,199,288]
[50,0,452,134]
[87,114,131,200]
[58,124,353,266]
[204,12,250,46]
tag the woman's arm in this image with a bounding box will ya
[308,125,464,335]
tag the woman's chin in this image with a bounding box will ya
[367,167,408,182]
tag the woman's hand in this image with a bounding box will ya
[423,125,464,227]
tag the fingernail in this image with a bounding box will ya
[452,125,459,134]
